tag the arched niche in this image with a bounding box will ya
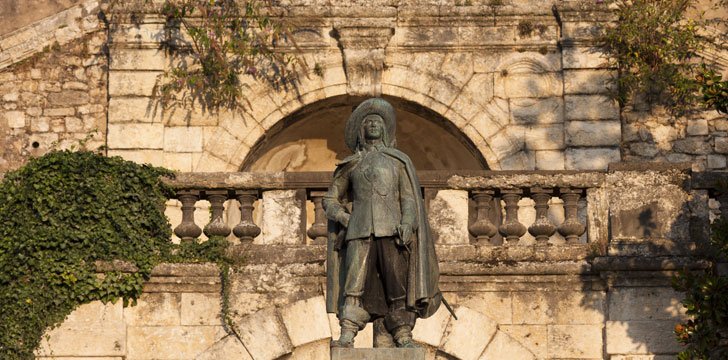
[241,95,488,171]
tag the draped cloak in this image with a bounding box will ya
[325,147,442,320]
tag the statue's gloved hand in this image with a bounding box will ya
[396,223,413,247]
[336,211,350,227]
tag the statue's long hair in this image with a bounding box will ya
[356,114,397,152]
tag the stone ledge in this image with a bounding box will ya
[331,347,425,360]
[592,256,710,272]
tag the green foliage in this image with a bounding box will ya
[0,150,235,359]
[155,0,300,111]
[672,182,728,359]
[600,0,704,114]
[697,64,728,114]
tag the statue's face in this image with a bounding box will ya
[363,114,384,140]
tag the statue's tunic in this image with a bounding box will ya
[325,145,416,241]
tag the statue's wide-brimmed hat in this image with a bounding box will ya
[345,98,396,152]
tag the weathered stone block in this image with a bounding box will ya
[499,151,535,171]
[510,98,564,125]
[715,136,728,153]
[110,48,166,70]
[412,301,452,347]
[525,124,564,150]
[457,292,512,324]
[687,119,709,135]
[479,331,535,360]
[548,324,603,358]
[565,148,620,170]
[708,154,726,169]
[260,190,303,244]
[280,296,331,347]
[36,323,126,357]
[108,97,159,123]
[565,95,619,121]
[164,126,203,153]
[439,307,497,360]
[111,24,166,45]
[428,189,469,244]
[512,291,605,325]
[498,72,562,99]
[65,116,83,132]
[563,46,608,69]
[236,307,293,360]
[671,137,711,155]
[535,150,565,170]
[606,320,683,354]
[44,107,76,117]
[181,293,222,326]
[196,335,253,360]
[126,325,223,359]
[331,347,425,360]
[107,123,164,149]
[499,325,547,358]
[4,110,25,128]
[109,71,161,96]
[565,121,621,146]
[107,150,164,167]
[123,292,180,325]
[164,152,194,172]
[630,142,660,158]
[285,339,330,359]
[608,178,690,247]
[204,127,243,163]
[564,69,616,94]
[608,288,686,321]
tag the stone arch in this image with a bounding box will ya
[194,295,536,360]
[240,95,488,171]
[197,52,564,171]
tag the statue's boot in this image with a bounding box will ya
[332,297,370,348]
[392,325,420,348]
[330,326,357,348]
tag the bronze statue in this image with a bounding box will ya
[324,98,442,348]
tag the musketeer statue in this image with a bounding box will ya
[324,98,442,349]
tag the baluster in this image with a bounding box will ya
[307,191,328,245]
[233,190,261,242]
[558,188,586,244]
[528,187,557,243]
[203,190,231,238]
[174,190,202,241]
[499,189,527,244]
[469,190,498,246]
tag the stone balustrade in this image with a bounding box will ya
[163,170,602,250]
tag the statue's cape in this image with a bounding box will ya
[325,148,442,319]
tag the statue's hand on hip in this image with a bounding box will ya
[396,223,413,247]
[336,212,350,227]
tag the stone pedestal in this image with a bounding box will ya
[331,347,425,360]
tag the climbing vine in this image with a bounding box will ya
[0,150,233,359]
[154,0,300,111]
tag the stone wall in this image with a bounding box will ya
[36,163,707,359]
[0,0,105,173]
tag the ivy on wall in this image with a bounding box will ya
[0,150,231,359]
